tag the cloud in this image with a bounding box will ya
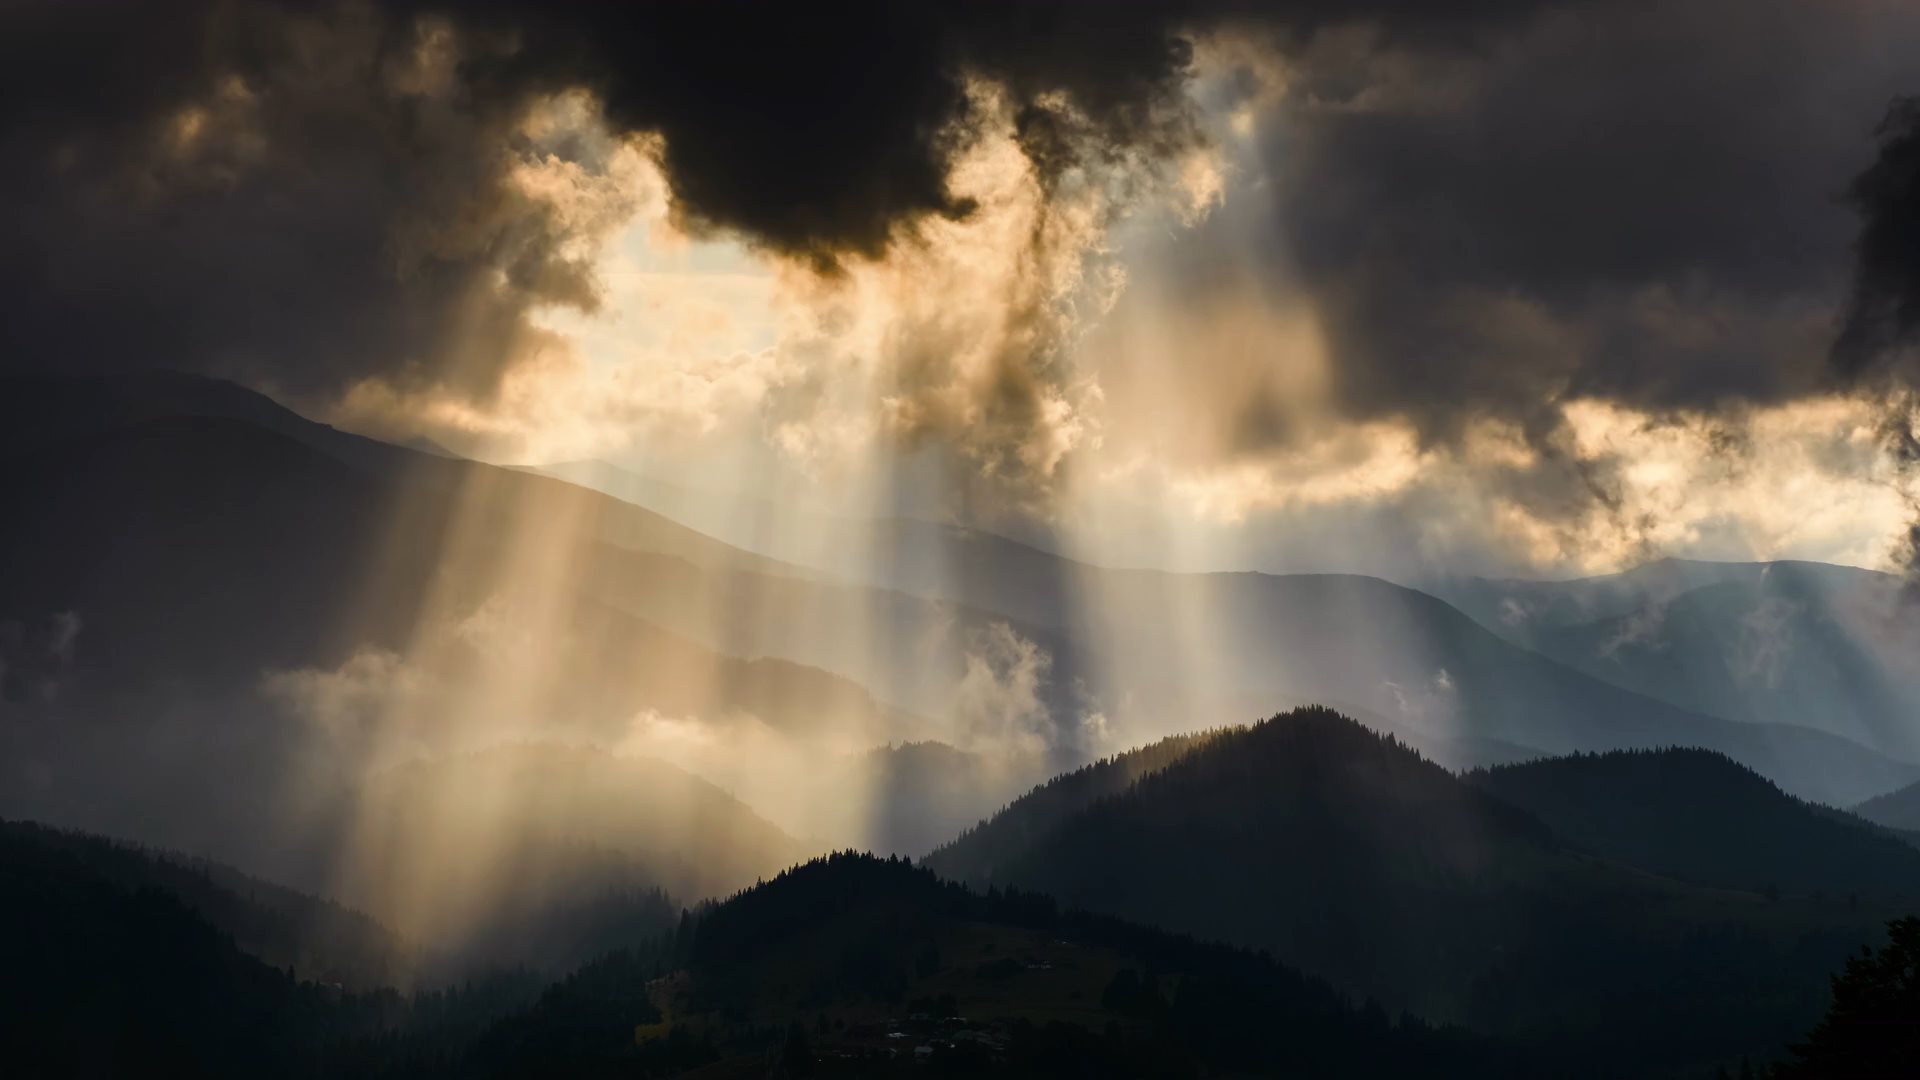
[1383,667,1459,728]
[9,0,1920,566]
[1063,394,1918,579]
[1249,1,1920,430]
[1836,100,1920,382]
[261,648,433,756]
[1833,97,1920,583]
[0,611,81,705]
[1001,0,1920,575]
[952,622,1108,759]
[0,0,1215,510]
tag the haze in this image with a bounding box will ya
[4,2,1920,1076]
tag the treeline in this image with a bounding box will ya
[653,851,1512,1078]
[922,707,1909,1073]
[1466,747,1920,897]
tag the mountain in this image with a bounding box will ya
[0,821,349,1077]
[1856,778,1920,831]
[814,740,1042,859]
[0,818,414,989]
[1464,748,1920,897]
[529,456,1085,629]
[919,729,1219,865]
[538,440,1920,807]
[1424,558,1771,637]
[0,815,1519,1078]
[329,744,795,964]
[925,707,1566,1020]
[5,368,1915,873]
[1426,559,1920,763]
[1042,570,1918,805]
[923,707,1893,1073]
[558,476,1920,811]
[627,851,1512,1079]
[0,377,912,865]
[0,815,550,1078]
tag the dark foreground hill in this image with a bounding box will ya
[0,819,414,989]
[0,815,1518,1078]
[4,797,1897,1077]
[922,707,1900,1074]
[0,820,543,1079]
[1465,748,1920,898]
[479,852,1516,1080]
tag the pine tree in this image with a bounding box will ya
[1778,917,1920,1076]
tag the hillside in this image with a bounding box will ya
[0,817,550,1078]
[1465,749,1920,897]
[622,852,1512,1079]
[922,728,1219,869]
[4,371,1911,829]
[817,740,1042,858]
[530,399,1920,809]
[922,707,1894,1072]
[1427,560,1920,763]
[0,811,1511,1078]
[1423,559,1770,639]
[0,819,413,989]
[1063,571,1918,806]
[331,744,794,964]
[1856,778,1920,831]
[926,708,1565,1016]
[0,382,919,881]
[545,447,1920,809]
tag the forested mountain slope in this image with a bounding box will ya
[1427,560,1920,762]
[1465,748,1920,897]
[923,707,1897,1073]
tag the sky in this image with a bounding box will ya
[6,0,1920,581]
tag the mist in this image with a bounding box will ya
[6,3,1920,1074]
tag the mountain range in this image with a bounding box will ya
[6,370,1916,881]
[8,701,1913,1075]
[4,370,1919,1074]
[1426,560,1920,762]
[925,707,1915,1072]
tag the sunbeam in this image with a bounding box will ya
[8,2,1920,1075]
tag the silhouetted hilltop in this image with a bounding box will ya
[0,819,413,989]
[1466,748,1920,897]
[1856,777,1920,831]
[926,709,1560,1009]
[0,815,1515,1078]
[924,727,1222,873]
[638,851,1511,1079]
[1429,560,1920,763]
[921,707,1893,1074]
[0,819,540,1078]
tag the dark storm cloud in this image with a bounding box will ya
[427,0,1206,265]
[534,0,1554,232]
[1832,98,1920,583]
[1080,0,1920,571]
[4,0,1916,489]
[0,0,587,405]
[0,0,1555,406]
[1836,98,1920,382]
[1277,0,1920,432]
